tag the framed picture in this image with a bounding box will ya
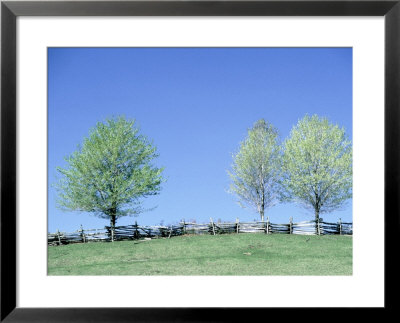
[1,0,398,321]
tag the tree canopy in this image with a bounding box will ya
[281,115,352,221]
[55,116,164,228]
[228,119,281,222]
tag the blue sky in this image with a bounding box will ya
[48,47,352,233]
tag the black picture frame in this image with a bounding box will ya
[1,0,398,321]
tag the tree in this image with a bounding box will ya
[281,115,352,222]
[228,119,281,222]
[55,116,164,232]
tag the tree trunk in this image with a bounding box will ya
[315,208,320,235]
[110,215,116,228]
[110,211,116,242]
[260,186,265,222]
[315,208,319,222]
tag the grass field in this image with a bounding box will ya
[48,234,352,275]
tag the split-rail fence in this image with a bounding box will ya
[48,217,352,246]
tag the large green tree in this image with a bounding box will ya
[56,116,164,230]
[228,119,281,222]
[281,115,352,222]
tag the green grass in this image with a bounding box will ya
[48,234,352,275]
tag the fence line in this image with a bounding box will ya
[48,218,352,246]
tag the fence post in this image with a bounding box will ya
[317,218,321,236]
[80,224,86,243]
[168,226,173,239]
[210,218,216,235]
[339,218,342,235]
[134,221,139,239]
[111,224,114,242]
[236,218,239,234]
[289,217,293,234]
[266,217,270,234]
[57,229,62,245]
[183,219,186,235]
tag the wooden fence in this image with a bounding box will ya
[48,217,352,246]
[182,217,352,236]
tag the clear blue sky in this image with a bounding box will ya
[48,47,352,233]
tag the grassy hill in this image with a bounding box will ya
[48,233,352,275]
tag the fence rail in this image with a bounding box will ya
[48,217,352,246]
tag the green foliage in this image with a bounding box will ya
[281,115,352,220]
[228,119,281,221]
[56,116,164,226]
